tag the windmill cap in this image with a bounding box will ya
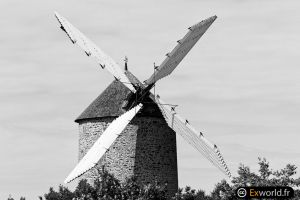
[75,80,163,123]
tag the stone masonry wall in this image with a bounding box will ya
[78,116,178,196]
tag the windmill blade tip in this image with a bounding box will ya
[64,173,80,184]
[209,15,217,22]
[54,11,59,17]
[54,11,63,22]
[64,178,71,184]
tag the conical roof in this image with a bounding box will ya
[75,80,163,123]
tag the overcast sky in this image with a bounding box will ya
[1,0,300,199]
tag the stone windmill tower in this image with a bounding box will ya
[75,80,178,194]
[55,12,231,197]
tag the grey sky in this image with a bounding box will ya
[1,0,300,199]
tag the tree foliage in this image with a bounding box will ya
[211,157,300,200]
[44,169,167,200]
[173,186,211,200]
[40,158,300,200]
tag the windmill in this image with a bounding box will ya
[54,12,231,189]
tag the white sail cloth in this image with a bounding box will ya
[64,104,143,183]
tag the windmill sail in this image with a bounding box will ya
[145,16,217,85]
[64,104,143,183]
[54,12,136,93]
[150,94,231,178]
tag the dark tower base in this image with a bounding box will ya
[78,117,178,196]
